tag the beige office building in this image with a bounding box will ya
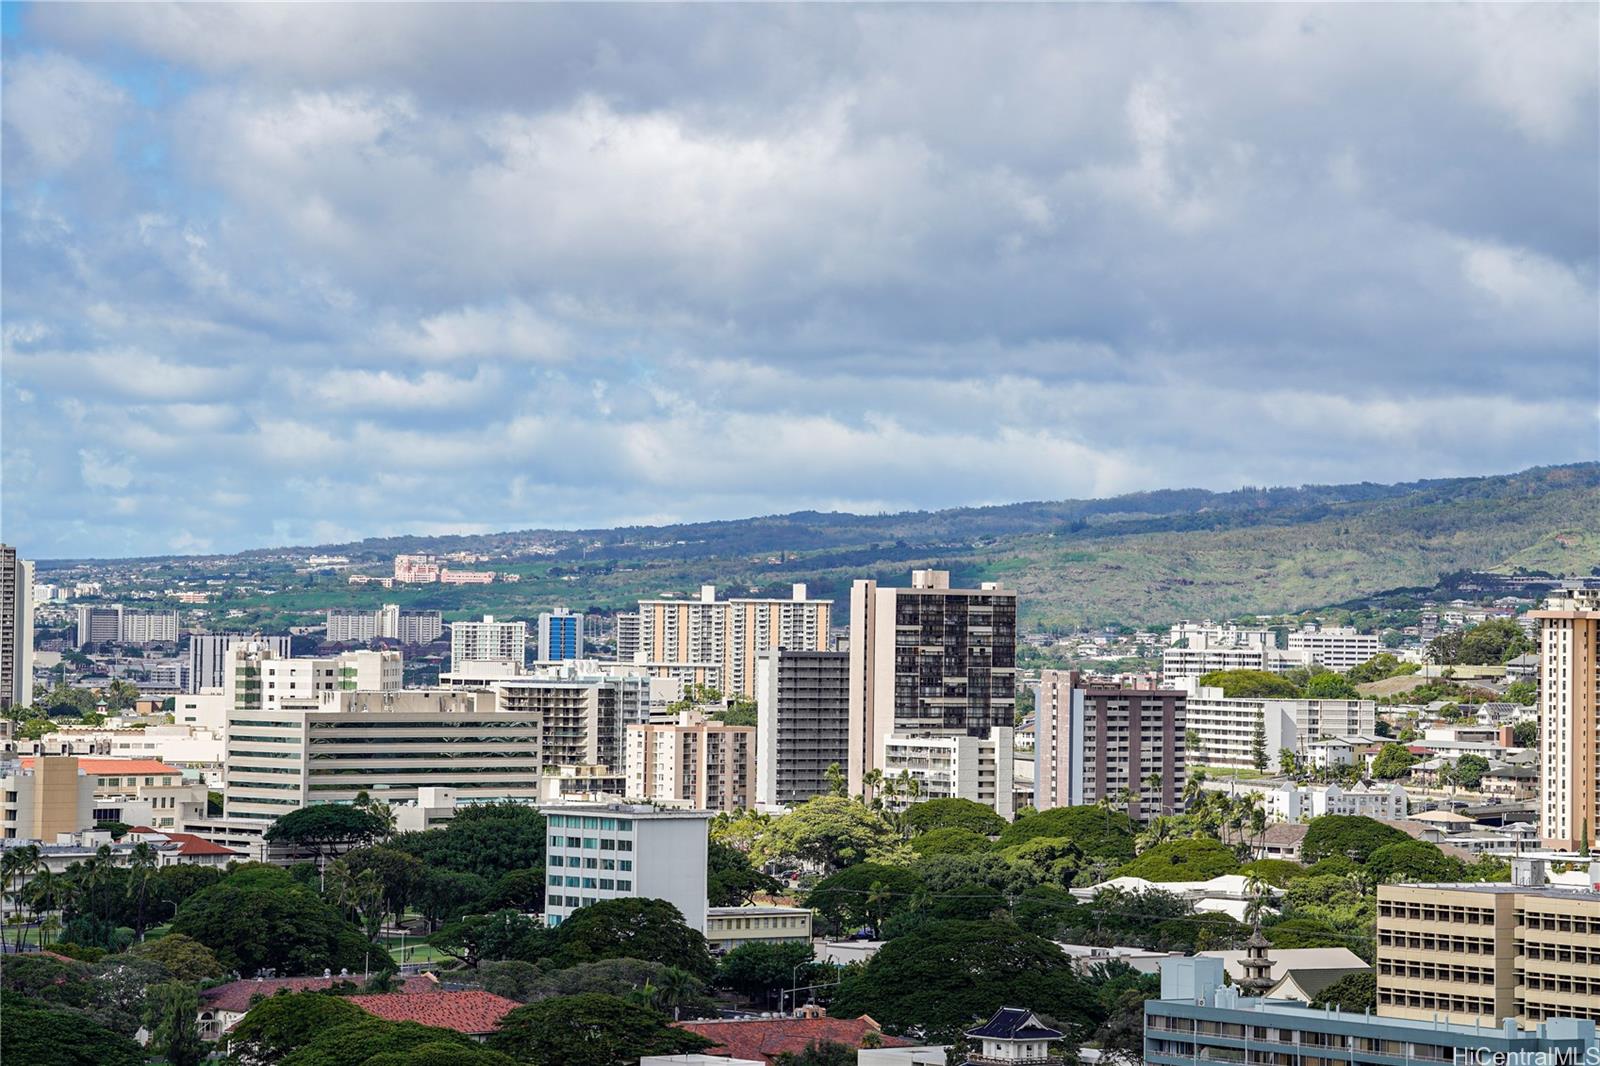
[2,756,96,839]
[624,712,755,813]
[637,584,830,698]
[1532,587,1600,851]
[1376,871,1600,1027]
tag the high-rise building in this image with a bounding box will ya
[75,605,123,647]
[1376,864,1600,1027]
[847,569,1017,812]
[75,605,178,647]
[539,802,712,930]
[326,608,380,643]
[188,634,293,694]
[0,547,34,711]
[637,584,831,698]
[625,711,756,813]
[538,608,585,662]
[450,616,527,668]
[755,648,850,808]
[446,663,651,773]
[326,606,442,646]
[1036,670,1185,822]
[1532,587,1600,851]
[614,612,642,662]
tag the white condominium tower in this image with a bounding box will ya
[636,584,831,698]
[451,615,527,667]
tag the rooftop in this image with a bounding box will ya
[537,801,715,818]
[201,974,437,1014]
[966,1007,1062,1041]
[347,990,520,1034]
[676,1016,909,1063]
[18,756,187,776]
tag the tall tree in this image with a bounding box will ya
[489,994,713,1066]
[144,981,205,1066]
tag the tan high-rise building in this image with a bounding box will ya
[1376,868,1600,1027]
[624,712,755,813]
[1531,587,1600,851]
[637,584,830,698]
[847,570,1017,809]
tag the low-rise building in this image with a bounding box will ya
[880,728,1015,819]
[540,802,711,931]
[704,904,814,955]
[1376,863,1600,1027]
[1145,957,1597,1066]
[1264,781,1408,823]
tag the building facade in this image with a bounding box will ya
[1036,670,1185,822]
[1179,680,1377,773]
[847,570,1017,812]
[1286,625,1382,672]
[224,643,401,716]
[327,608,379,643]
[1377,870,1600,1027]
[880,728,1015,817]
[0,547,32,711]
[1146,957,1597,1066]
[540,802,712,930]
[537,608,585,662]
[451,616,527,668]
[327,606,443,645]
[189,634,293,695]
[755,648,850,808]
[637,584,831,698]
[77,606,179,647]
[1,755,96,839]
[1531,587,1600,851]
[705,905,814,955]
[624,712,756,813]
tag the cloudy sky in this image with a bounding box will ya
[3,4,1596,558]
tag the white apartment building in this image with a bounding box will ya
[173,691,230,733]
[624,711,755,813]
[327,605,444,645]
[77,605,180,647]
[1179,680,1376,773]
[1169,623,1276,651]
[326,608,379,643]
[224,644,402,715]
[1264,781,1408,823]
[0,547,32,712]
[540,802,712,930]
[881,728,1015,819]
[1161,642,1311,681]
[451,616,527,667]
[1286,625,1382,671]
[637,584,831,698]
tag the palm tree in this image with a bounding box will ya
[861,769,884,809]
[126,841,159,940]
[652,965,696,1021]
[325,859,359,919]
[24,866,62,950]
[865,879,894,936]
[1242,874,1272,928]
[896,770,921,802]
[5,845,45,951]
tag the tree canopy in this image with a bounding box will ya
[392,802,547,882]
[1304,673,1359,700]
[828,919,1102,1043]
[708,839,780,907]
[996,805,1138,862]
[1370,743,1419,780]
[552,898,715,980]
[1301,816,1411,865]
[910,826,994,858]
[171,864,392,976]
[806,862,922,934]
[264,804,388,856]
[1196,669,1300,699]
[751,795,899,872]
[1309,971,1376,1012]
[488,993,713,1066]
[1366,840,1467,884]
[1115,838,1241,882]
[902,797,1007,838]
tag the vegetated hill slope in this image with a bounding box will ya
[44,464,1600,630]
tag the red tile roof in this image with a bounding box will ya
[676,1017,909,1063]
[347,990,520,1035]
[163,832,241,857]
[201,974,437,1014]
[20,757,186,776]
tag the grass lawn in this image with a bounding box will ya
[381,934,449,965]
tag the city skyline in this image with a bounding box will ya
[3,4,1596,557]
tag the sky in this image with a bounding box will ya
[2,3,1597,559]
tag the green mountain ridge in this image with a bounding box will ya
[40,463,1600,629]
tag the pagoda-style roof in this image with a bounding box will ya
[966,1007,1063,1042]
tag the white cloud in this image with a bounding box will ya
[78,449,133,491]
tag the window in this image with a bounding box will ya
[619,860,632,871]
[617,879,632,891]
